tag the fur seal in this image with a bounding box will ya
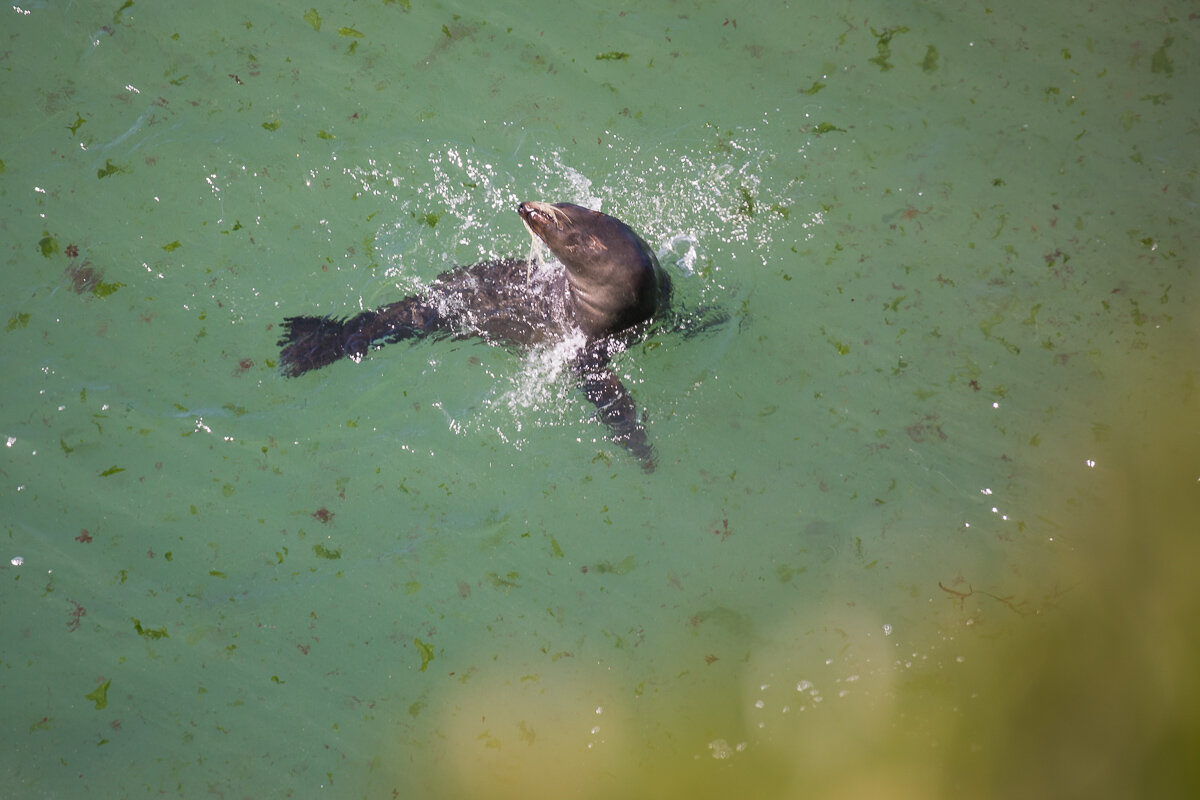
[277,202,672,470]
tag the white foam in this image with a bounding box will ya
[501,329,588,413]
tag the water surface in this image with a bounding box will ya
[2,1,1197,798]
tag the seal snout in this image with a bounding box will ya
[518,201,567,231]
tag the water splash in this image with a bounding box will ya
[327,124,793,454]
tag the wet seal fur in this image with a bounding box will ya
[277,202,672,470]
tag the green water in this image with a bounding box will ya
[2,1,1197,798]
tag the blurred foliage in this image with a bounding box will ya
[382,332,1199,800]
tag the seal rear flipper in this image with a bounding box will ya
[278,295,444,377]
[277,311,382,377]
[573,350,657,472]
[278,315,349,377]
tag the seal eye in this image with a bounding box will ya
[527,208,555,230]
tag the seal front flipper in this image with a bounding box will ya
[573,343,656,472]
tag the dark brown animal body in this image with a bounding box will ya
[277,202,671,469]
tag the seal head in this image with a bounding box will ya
[518,201,669,337]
